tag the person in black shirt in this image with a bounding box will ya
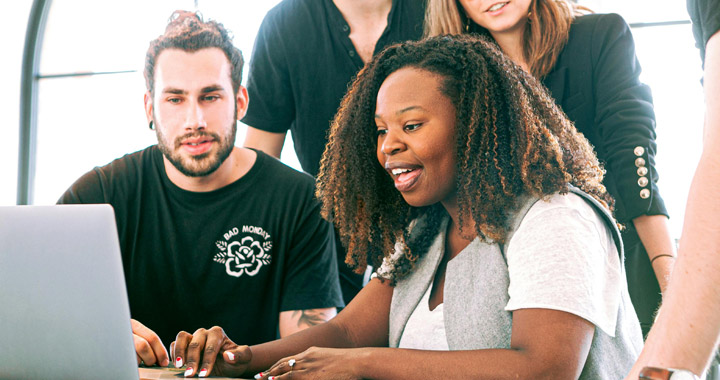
[688,0,720,65]
[242,0,425,303]
[58,11,343,373]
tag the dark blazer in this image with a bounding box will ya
[542,13,666,334]
[542,13,668,226]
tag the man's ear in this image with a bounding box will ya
[235,86,249,120]
[144,92,153,123]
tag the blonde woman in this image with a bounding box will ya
[426,0,675,337]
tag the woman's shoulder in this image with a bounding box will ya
[522,192,607,230]
[559,13,635,68]
[571,13,631,36]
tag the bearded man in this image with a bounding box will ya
[58,11,343,369]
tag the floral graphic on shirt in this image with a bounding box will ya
[213,225,272,277]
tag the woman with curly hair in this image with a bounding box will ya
[425,0,675,337]
[170,35,642,379]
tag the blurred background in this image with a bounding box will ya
[2,0,703,243]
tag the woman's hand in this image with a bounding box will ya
[170,326,252,378]
[257,347,366,380]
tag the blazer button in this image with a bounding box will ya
[634,146,645,156]
[638,177,649,187]
[637,166,648,176]
[640,189,650,199]
[635,157,646,167]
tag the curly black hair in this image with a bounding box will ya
[316,34,612,283]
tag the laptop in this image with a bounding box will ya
[0,204,139,380]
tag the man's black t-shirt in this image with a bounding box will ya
[688,0,720,65]
[242,0,425,177]
[58,147,343,346]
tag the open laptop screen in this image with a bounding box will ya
[0,205,139,380]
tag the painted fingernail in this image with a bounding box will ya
[199,368,208,377]
[269,377,276,380]
[226,351,235,361]
[184,367,193,377]
[254,373,263,380]
[176,357,183,368]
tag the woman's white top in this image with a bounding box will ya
[397,281,449,350]
[393,193,624,347]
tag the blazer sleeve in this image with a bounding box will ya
[590,13,668,221]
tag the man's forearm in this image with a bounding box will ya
[636,153,720,374]
[626,31,720,379]
[278,308,337,337]
[243,126,286,158]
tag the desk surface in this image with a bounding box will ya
[139,367,251,380]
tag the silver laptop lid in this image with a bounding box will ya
[0,205,139,380]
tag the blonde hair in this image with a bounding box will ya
[424,0,590,78]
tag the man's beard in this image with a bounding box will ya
[156,121,237,178]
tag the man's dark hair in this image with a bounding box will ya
[144,10,244,96]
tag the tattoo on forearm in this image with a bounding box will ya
[293,309,332,328]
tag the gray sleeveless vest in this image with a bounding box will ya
[388,188,644,379]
